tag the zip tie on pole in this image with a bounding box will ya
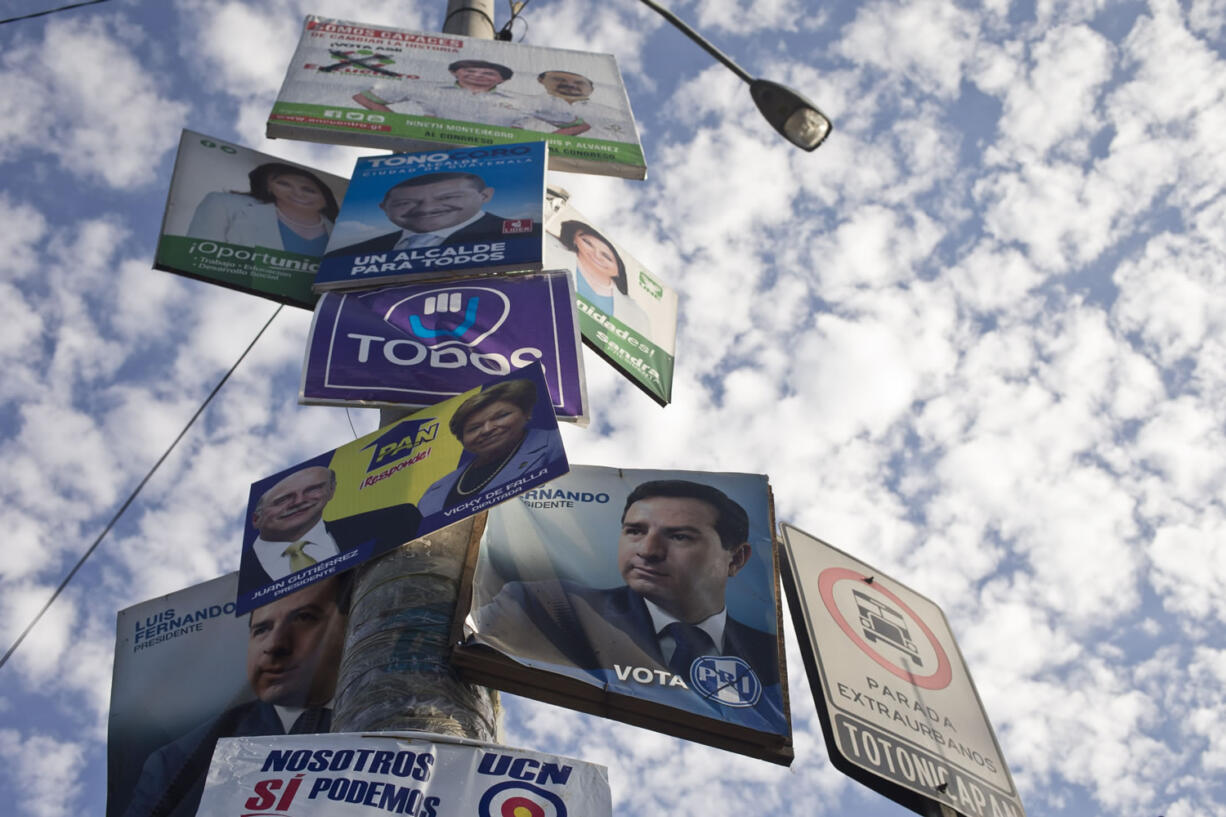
[0,304,284,673]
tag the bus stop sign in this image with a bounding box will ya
[779,524,1026,817]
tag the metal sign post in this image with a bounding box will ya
[778,523,1026,817]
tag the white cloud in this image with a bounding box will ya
[0,731,86,817]
[992,25,1114,162]
[1186,0,1226,38]
[177,0,430,100]
[0,17,188,189]
[1149,512,1226,626]
[836,0,979,99]
[679,0,810,34]
[1185,647,1226,771]
[516,0,657,82]
[0,194,48,278]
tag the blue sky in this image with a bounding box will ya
[1,0,1224,816]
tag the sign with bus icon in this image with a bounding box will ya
[852,589,922,666]
[779,524,1026,817]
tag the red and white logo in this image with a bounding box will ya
[501,219,534,235]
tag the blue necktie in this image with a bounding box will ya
[664,622,717,677]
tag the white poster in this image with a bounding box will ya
[196,731,612,817]
[268,16,647,179]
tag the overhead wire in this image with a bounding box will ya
[0,304,285,672]
[496,0,529,41]
[0,0,110,26]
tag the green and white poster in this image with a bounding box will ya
[544,189,677,405]
[266,16,647,180]
[154,129,349,308]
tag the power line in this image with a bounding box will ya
[0,0,110,26]
[0,304,284,672]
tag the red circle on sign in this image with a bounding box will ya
[501,796,546,817]
[818,566,952,690]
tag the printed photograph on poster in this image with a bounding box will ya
[300,271,587,423]
[108,572,348,817]
[195,732,612,817]
[237,364,568,614]
[154,129,349,309]
[453,465,791,763]
[316,142,545,291]
[267,16,647,179]
[543,189,677,405]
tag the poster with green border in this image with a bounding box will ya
[266,16,647,180]
[153,130,349,309]
[544,190,677,405]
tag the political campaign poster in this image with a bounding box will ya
[267,15,647,180]
[300,271,588,423]
[778,524,1026,817]
[452,465,792,764]
[544,188,676,405]
[154,129,349,309]
[195,731,612,817]
[107,572,347,817]
[316,142,546,291]
[237,363,568,614]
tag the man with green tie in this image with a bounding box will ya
[239,464,422,596]
[250,465,340,580]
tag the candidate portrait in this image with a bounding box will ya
[417,378,565,518]
[471,479,779,687]
[324,171,539,258]
[122,576,349,817]
[351,59,525,128]
[237,463,421,599]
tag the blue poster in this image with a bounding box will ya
[237,364,568,613]
[460,465,790,759]
[316,142,545,290]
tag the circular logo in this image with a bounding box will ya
[818,567,953,690]
[479,781,567,817]
[689,655,763,707]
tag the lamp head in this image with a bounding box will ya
[749,78,832,151]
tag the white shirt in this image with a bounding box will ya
[367,80,526,127]
[392,208,488,250]
[643,599,727,663]
[273,698,335,733]
[513,96,631,140]
[253,518,340,580]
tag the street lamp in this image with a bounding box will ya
[637,0,832,151]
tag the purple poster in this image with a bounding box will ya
[300,271,587,422]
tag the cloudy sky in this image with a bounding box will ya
[1,0,1224,815]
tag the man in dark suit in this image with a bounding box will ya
[122,576,348,817]
[473,480,779,688]
[325,171,536,257]
[238,465,421,596]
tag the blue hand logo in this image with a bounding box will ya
[373,285,511,349]
[407,291,480,340]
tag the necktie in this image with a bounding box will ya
[664,622,717,678]
[396,231,442,250]
[289,707,331,734]
[282,539,317,572]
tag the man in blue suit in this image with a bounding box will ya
[473,480,780,690]
[122,576,348,817]
[237,465,421,599]
[324,171,538,257]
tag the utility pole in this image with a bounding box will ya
[442,0,496,38]
[331,0,501,740]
